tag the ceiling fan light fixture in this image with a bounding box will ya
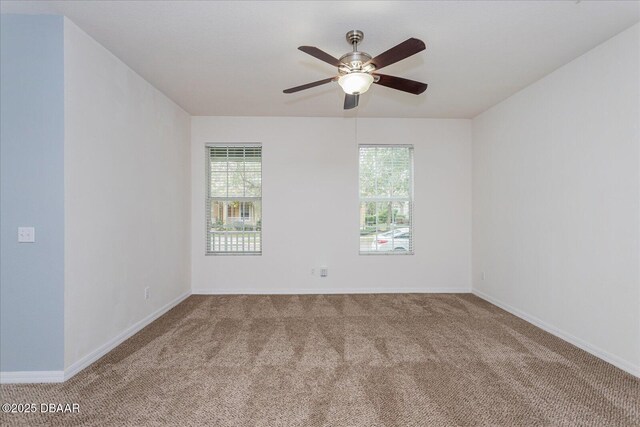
[338,72,374,95]
[283,31,428,109]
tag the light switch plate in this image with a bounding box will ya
[18,227,35,243]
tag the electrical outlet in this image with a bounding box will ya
[18,227,35,243]
[320,267,328,278]
[311,268,315,276]
[144,287,150,300]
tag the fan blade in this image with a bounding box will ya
[283,77,336,94]
[365,38,426,70]
[373,74,428,95]
[298,46,343,67]
[344,93,359,110]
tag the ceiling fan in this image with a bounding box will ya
[283,30,428,110]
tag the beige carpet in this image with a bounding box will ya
[1,294,638,426]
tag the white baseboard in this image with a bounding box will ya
[192,287,471,295]
[63,290,191,381]
[0,370,64,384]
[472,289,639,378]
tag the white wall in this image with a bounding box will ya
[472,24,639,375]
[191,117,471,294]
[64,19,191,369]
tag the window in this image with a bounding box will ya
[359,145,413,254]
[206,145,262,254]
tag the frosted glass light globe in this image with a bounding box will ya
[338,72,374,95]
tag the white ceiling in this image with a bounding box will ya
[2,1,639,118]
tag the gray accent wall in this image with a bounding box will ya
[0,14,65,371]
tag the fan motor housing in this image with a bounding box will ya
[339,51,374,73]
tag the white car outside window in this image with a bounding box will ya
[370,228,411,251]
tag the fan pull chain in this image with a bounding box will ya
[355,115,358,146]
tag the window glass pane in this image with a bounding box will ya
[358,148,378,198]
[359,201,412,253]
[391,149,411,198]
[243,160,262,197]
[359,146,411,198]
[227,159,247,197]
[210,146,262,198]
[208,200,262,253]
[210,151,228,198]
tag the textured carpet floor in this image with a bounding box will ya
[1,294,638,426]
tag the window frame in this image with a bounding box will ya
[205,143,262,256]
[358,144,414,256]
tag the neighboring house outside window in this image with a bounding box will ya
[206,144,262,254]
[359,145,414,254]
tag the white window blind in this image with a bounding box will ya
[359,145,413,254]
[206,144,262,255]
